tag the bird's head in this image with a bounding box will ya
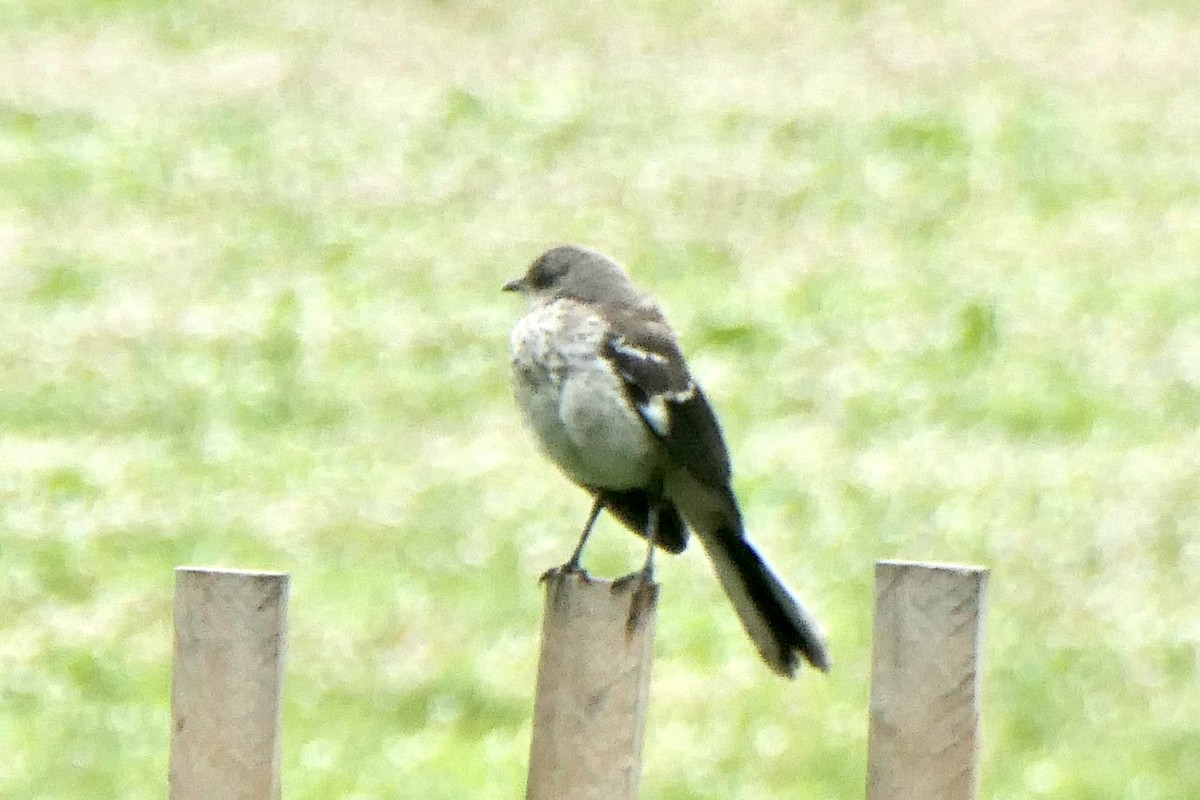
[503,245,649,310]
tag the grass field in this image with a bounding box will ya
[2,1,1199,797]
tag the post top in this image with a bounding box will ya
[174,566,290,579]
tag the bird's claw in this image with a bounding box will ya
[613,566,658,636]
[539,561,587,584]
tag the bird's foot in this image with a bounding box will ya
[613,565,658,636]
[611,563,654,591]
[539,560,588,584]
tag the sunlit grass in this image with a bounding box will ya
[2,1,1198,798]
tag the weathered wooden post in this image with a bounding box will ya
[526,570,658,800]
[866,559,988,800]
[168,567,289,800]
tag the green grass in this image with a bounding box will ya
[2,1,1199,797]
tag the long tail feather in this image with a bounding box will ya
[698,527,830,677]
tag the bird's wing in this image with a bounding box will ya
[601,310,732,490]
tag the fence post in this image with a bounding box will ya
[526,570,657,800]
[168,567,289,800]
[866,560,988,800]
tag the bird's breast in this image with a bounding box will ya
[509,301,661,490]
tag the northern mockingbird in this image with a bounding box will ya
[504,244,830,677]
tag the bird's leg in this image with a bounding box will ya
[618,501,660,634]
[612,499,661,588]
[541,496,604,582]
[565,496,604,571]
[638,501,659,581]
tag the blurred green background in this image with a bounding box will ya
[2,0,1198,797]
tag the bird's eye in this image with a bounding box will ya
[529,260,567,289]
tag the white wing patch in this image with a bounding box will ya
[666,383,697,403]
[638,394,671,436]
[609,336,668,365]
[608,333,699,438]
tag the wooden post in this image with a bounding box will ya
[526,570,658,800]
[168,567,289,800]
[866,560,988,800]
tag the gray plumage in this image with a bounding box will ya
[504,244,829,677]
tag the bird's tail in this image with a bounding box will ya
[697,527,830,677]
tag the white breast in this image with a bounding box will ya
[509,299,661,490]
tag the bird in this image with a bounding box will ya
[503,244,829,677]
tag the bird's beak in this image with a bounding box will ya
[502,277,525,293]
